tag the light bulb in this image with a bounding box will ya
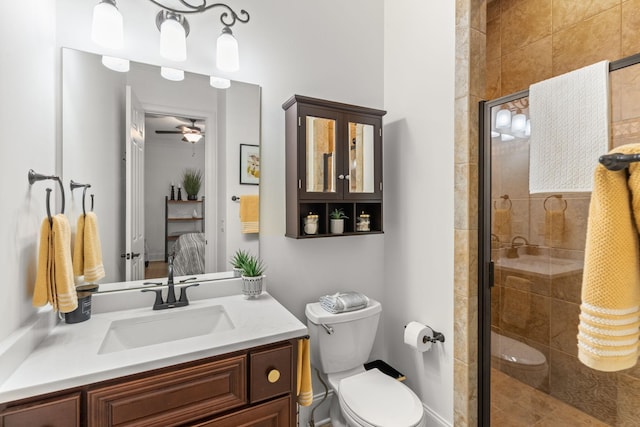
[216,27,239,72]
[501,133,515,142]
[160,14,187,61]
[160,67,184,81]
[210,76,231,89]
[511,113,527,133]
[495,109,511,130]
[91,0,123,49]
[101,55,129,72]
[525,119,531,137]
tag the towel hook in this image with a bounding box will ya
[599,153,640,171]
[544,194,567,212]
[70,180,92,216]
[493,194,512,211]
[28,169,65,223]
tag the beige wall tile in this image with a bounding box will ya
[470,29,487,98]
[455,163,479,230]
[611,65,640,122]
[552,0,621,32]
[486,57,502,99]
[487,16,501,61]
[552,6,621,76]
[501,0,552,55]
[471,0,488,32]
[454,229,479,298]
[487,0,501,22]
[622,0,640,57]
[456,25,471,100]
[549,298,579,356]
[500,287,550,345]
[502,36,552,94]
[454,293,478,365]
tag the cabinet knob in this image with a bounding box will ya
[338,174,345,180]
[267,369,281,383]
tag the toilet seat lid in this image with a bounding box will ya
[339,369,423,427]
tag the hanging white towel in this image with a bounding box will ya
[529,61,610,193]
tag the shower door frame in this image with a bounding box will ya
[478,52,640,427]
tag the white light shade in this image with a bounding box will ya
[91,0,123,49]
[495,109,511,129]
[511,113,527,133]
[183,133,203,143]
[501,133,515,142]
[160,67,184,81]
[216,27,239,72]
[210,76,231,89]
[491,131,500,138]
[525,119,531,137]
[101,55,129,72]
[160,17,187,61]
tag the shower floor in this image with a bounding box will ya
[491,368,609,426]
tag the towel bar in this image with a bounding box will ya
[599,153,640,171]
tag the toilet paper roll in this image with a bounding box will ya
[404,321,433,352]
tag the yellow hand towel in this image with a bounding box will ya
[239,195,259,234]
[544,209,565,247]
[297,338,313,406]
[83,212,105,282]
[33,218,52,307]
[72,214,85,278]
[578,143,640,372]
[493,208,511,242]
[51,214,78,313]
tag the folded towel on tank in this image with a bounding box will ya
[319,291,370,314]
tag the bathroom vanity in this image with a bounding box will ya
[0,283,307,426]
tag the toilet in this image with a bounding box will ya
[305,299,425,427]
[491,331,548,388]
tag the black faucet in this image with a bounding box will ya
[141,255,199,310]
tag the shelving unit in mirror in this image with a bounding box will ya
[283,95,386,238]
[165,196,205,261]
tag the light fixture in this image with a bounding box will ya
[511,113,527,133]
[182,133,203,143]
[525,119,531,137]
[157,11,188,62]
[216,27,239,72]
[491,131,500,138]
[91,0,123,49]
[160,67,184,81]
[210,76,231,89]
[495,109,511,130]
[101,55,129,72]
[501,133,515,142]
[91,1,250,72]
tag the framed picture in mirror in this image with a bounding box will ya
[240,144,260,185]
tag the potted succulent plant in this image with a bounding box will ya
[182,168,203,200]
[329,208,349,234]
[240,254,266,299]
[229,249,251,277]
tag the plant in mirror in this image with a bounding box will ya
[61,48,261,291]
[183,168,203,200]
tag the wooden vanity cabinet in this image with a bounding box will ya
[283,95,386,238]
[0,339,299,427]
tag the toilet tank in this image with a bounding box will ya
[305,299,381,374]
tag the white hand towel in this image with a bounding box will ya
[319,292,369,314]
[529,61,610,193]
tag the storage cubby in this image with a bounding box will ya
[356,203,383,233]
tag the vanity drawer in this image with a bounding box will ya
[193,395,291,427]
[0,392,80,427]
[250,343,293,403]
[87,355,247,427]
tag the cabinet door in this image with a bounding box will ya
[343,114,382,200]
[0,393,80,427]
[298,105,343,200]
[193,396,291,427]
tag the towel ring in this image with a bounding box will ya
[29,169,65,225]
[493,194,512,211]
[70,180,92,216]
[544,195,567,212]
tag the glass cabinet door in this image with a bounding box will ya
[306,115,337,193]
[347,121,375,194]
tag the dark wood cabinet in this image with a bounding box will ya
[283,95,386,238]
[0,393,80,427]
[0,339,299,427]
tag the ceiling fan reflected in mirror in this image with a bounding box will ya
[155,117,205,144]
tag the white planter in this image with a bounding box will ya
[330,219,344,234]
[233,267,243,277]
[241,275,264,298]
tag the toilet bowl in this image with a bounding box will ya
[305,299,425,427]
[491,331,548,387]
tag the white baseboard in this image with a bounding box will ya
[298,390,334,427]
[423,403,452,427]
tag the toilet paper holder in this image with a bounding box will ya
[404,323,446,344]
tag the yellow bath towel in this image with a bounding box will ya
[239,195,259,234]
[33,215,78,313]
[72,214,85,278]
[493,208,511,242]
[544,209,565,247]
[297,338,313,406]
[578,143,640,372]
[83,213,105,282]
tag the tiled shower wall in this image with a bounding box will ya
[484,1,640,425]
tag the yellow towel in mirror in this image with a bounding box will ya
[297,338,313,406]
[73,213,105,282]
[240,195,259,234]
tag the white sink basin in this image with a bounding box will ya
[98,305,234,354]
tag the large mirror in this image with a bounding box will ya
[62,48,260,291]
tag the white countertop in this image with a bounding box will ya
[0,292,307,404]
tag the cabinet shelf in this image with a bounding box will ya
[283,95,386,239]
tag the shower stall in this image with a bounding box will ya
[479,53,640,426]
